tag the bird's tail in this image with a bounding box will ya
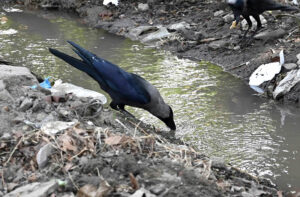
[67,41,96,64]
[268,4,299,11]
[49,48,93,75]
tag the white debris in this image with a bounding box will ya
[2,7,23,12]
[0,28,18,35]
[51,79,107,104]
[249,50,284,86]
[103,0,119,6]
[273,69,300,99]
[41,121,76,135]
[293,0,299,5]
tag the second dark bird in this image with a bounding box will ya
[49,41,176,131]
[227,0,298,37]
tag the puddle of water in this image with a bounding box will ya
[1,8,300,192]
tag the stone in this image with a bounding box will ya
[141,27,172,43]
[138,3,149,11]
[273,69,300,99]
[214,10,224,17]
[128,26,158,40]
[37,143,54,169]
[168,21,191,32]
[1,132,12,140]
[41,121,76,135]
[4,180,58,197]
[296,53,300,61]
[19,98,33,111]
[0,65,38,86]
[208,40,228,50]
[223,14,234,23]
[283,63,298,70]
[254,29,286,41]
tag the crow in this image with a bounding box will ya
[49,41,176,131]
[227,0,299,37]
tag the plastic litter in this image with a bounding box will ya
[249,50,284,92]
[51,79,107,104]
[103,0,118,6]
[31,77,51,89]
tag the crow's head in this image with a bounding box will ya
[158,106,176,131]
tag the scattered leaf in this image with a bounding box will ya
[105,135,123,146]
[129,173,139,190]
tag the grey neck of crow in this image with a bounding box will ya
[141,81,171,119]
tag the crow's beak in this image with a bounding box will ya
[230,20,237,29]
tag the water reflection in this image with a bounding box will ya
[1,8,300,191]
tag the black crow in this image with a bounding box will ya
[49,41,176,131]
[227,0,298,37]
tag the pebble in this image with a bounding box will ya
[214,10,224,17]
[138,3,149,11]
[296,53,300,61]
[1,132,12,140]
[283,63,298,70]
[223,14,234,23]
[19,97,33,111]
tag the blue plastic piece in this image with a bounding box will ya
[31,77,51,89]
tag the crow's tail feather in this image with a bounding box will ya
[269,4,299,11]
[49,48,94,75]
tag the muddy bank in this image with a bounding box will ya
[0,64,283,196]
[6,0,300,104]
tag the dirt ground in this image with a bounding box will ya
[0,64,281,196]
[1,0,300,196]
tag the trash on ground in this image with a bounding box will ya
[249,50,284,86]
[50,79,107,104]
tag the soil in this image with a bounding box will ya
[0,64,281,196]
[1,0,299,196]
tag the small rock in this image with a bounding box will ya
[2,105,9,112]
[41,121,76,135]
[214,10,224,17]
[130,188,156,197]
[1,132,12,140]
[37,143,54,169]
[128,26,158,40]
[4,180,58,197]
[233,45,241,50]
[168,21,191,32]
[138,3,149,11]
[296,53,300,61]
[254,28,286,41]
[208,40,228,50]
[223,14,234,23]
[283,63,298,70]
[149,184,166,195]
[273,69,300,99]
[141,27,172,43]
[19,98,33,111]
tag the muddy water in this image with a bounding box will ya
[1,7,300,192]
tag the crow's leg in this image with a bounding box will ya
[110,101,118,110]
[118,104,135,118]
[251,14,262,37]
[242,16,252,39]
